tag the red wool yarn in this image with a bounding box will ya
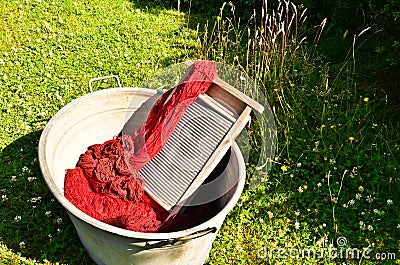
[64,61,218,232]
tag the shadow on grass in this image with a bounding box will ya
[0,131,95,264]
[130,0,211,31]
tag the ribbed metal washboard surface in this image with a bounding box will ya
[140,98,234,209]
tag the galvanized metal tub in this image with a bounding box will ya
[38,87,246,265]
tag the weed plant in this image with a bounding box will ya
[195,1,400,264]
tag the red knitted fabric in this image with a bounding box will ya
[64,136,167,232]
[64,61,218,232]
[128,61,217,169]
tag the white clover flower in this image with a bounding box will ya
[367,225,373,231]
[317,182,322,188]
[267,211,274,219]
[27,176,37,182]
[22,166,29,173]
[387,199,393,205]
[19,241,26,249]
[294,222,300,230]
[297,186,304,193]
[45,211,51,217]
[350,167,358,178]
[14,215,21,222]
[348,199,355,206]
[10,176,17,182]
[56,218,63,224]
[29,197,42,203]
[1,195,8,201]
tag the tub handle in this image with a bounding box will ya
[174,227,217,241]
[145,227,217,248]
[89,75,122,92]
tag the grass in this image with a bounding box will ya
[0,0,195,264]
[0,0,399,264]
[196,1,400,264]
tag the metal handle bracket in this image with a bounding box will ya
[88,75,122,92]
[144,227,217,248]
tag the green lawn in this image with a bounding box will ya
[0,0,195,264]
[1,0,399,264]
[199,3,400,264]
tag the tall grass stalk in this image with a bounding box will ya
[194,0,327,181]
[195,0,327,104]
[194,2,400,264]
[256,0,308,84]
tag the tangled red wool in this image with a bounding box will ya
[64,61,218,232]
